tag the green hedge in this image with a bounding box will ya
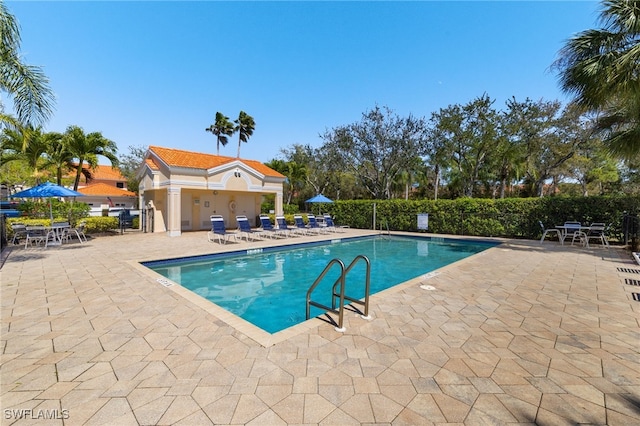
[8,196,639,243]
[318,196,640,241]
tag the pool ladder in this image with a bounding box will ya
[306,254,371,332]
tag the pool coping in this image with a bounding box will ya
[132,232,505,347]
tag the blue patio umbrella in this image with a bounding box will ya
[306,194,333,204]
[305,194,333,214]
[11,182,84,224]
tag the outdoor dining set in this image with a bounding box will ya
[539,221,611,248]
[11,221,87,249]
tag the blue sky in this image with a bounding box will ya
[8,1,601,164]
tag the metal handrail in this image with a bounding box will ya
[331,255,371,319]
[306,258,346,330]
[381,218,391,239]
[306,254,372,332]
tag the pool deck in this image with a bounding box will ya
[1,228,639,425]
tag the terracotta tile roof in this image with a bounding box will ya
[144,158,159,170]
[69,164,127,181]
[91,165,126,181]
[77,183,137,197]
[148,146,285,178]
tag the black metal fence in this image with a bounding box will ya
[622,213,639,250]
[0,214,6,252]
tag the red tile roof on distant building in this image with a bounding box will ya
[77,183,136,197]
[89,165,126,181]
[148,146,285,178]
[69,164,127,182]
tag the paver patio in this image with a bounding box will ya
[1,229,639,425]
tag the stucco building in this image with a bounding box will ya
[138,146,286,236]
[74,164,138,215]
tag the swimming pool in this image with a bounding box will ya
[143,235,499,334]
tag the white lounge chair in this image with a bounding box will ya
[236,215,263,241]
[307,214,327,234]
[293,215,309,235]
[276,216,297,237]
[208,215,238,244]
[259,215,287,238]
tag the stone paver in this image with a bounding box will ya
[1,228,639,425]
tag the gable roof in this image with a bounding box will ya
[77,183,137,197]
[148,146,285,178]
[69,164,127,182]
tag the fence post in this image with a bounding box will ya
[0,215,6,251]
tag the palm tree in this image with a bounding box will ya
[63,125,119,190]
[0,125,50,184]
[43,132,72,185]
[554,0,640,160]
[0,1,54,126]
[205,112,234,155]
[234,111,255,158]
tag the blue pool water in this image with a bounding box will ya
[143,236,498,333]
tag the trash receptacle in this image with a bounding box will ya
[119,210,133,230]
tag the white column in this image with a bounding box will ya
[167,187,182,237]
[275,191,284,216]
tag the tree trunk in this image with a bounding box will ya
[73,160,84,191]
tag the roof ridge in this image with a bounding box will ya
[150,145,239,161]
[148,145,285,178]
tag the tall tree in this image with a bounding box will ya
[425,117,454,200]
[205,112,234,155]
[118,145,147,193]
[428,95,500,198]
[41,131,68,185]
[264,158,307,205]
[321,106,429,199]
[234,111,255,158]
[0,1,54,126]
[63,125,119,190]
[554,0,640,160]
[565,138,619,196]
[280,144,329,199]
[502,98,571,197]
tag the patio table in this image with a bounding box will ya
[24,223,70,248]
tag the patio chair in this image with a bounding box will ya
[24,225,48,248]
[583,222,611,248]
[10,222,27,245]
[259,215,287,238]
[208,215,238,244]
[67,220,88,243]
[236,215,263,241]
[539,221,561,244]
